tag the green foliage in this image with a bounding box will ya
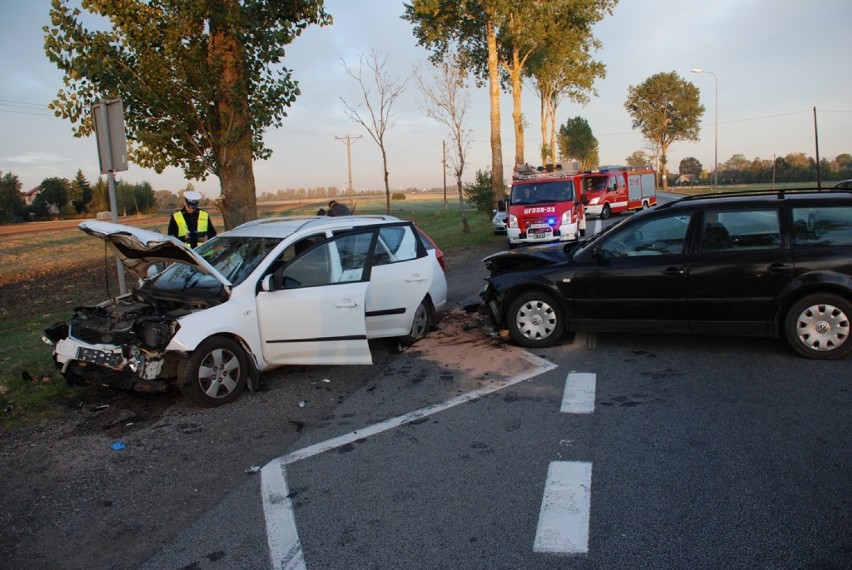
[32,177,70,217]
[44,0,332,228]
[679,156,702,177]
[626,150,650,167]
[625,71,704,188]
[69,169,92,213]
[116,180,157,215]
[463,169,497,213]
[625,71,704,148]
[154,189,180,211]
[558,116,599,170]
[89,177,110,213]
[391,192,407,201]
[0,171,25,222]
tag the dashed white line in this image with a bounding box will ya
[533,461,593,555]
[262,458,306,570]
[261,350,557,569]
[561,372,597,414]
[535,371,597,556]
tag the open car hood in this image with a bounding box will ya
[482,242,572,276]
[79,220,232,288]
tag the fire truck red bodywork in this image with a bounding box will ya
[580,167,657,219]
[506,166,587,248]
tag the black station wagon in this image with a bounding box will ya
[480,189,852,359]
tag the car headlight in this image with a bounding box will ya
[589,197,600,205]
[508,214,518,228]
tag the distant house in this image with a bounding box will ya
[21,186,60,215]
[23,186,41,205]
[675,175,694,185]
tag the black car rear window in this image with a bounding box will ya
[792,206,852,247]
[699,209,782,252]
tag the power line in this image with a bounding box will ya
[0,98,50,109]
[0,98,54,117]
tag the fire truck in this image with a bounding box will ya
[506,164,587,248]
[578,166,657,219]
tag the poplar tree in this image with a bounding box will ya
[44,0,330,229]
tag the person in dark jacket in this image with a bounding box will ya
[326,200,352,216]
[168,190,217,248]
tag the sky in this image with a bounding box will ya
[2,0,851,199]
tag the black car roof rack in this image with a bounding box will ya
[656,187,852,209]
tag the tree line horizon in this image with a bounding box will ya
[2,145,849,223]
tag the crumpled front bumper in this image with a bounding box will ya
[43,324,170,391]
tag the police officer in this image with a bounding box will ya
[168,190,217,248]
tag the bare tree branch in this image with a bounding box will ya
[414,54,473,232]
[340,49,407,214]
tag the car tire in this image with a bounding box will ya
[600,204,612,219]
[784,294,852,360]
[507,290,564,348]
[400,298,433,346]
[178,336,249,407]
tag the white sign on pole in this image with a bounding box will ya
[92,98,130,294]
[92,98,129,174]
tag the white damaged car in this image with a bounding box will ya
[43,215,447,407]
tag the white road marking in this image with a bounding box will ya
[261,350,557,569]
[561,372,596,414]
[262,458,306,570]
[533,461,593,555]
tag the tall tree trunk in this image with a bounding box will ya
[549,99,559,166]
[486,18,503,208]
[456,177,470,233]
[209,0,257,230]
[382,147,391,214]
[550,99,558,166]
[455,138,470,234]
[511,53,524,166]
[540,91,548,165]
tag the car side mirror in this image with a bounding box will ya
[580,195,589,206]
[261,274,275,292]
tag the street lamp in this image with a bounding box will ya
[691,68,718,191]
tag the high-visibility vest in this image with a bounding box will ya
[172,210,209,247]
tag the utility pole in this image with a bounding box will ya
[814,107,821,190]
[336,135,362,208]
[442,140,448,210]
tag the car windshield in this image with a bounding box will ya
[511,181,574,205]
[150,236,283,292]
[572,216,631,258]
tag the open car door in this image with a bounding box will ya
[256,231,373,365]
